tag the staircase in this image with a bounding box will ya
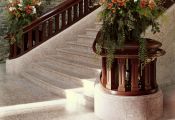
[3,0,175,119]
[20,23,101,108]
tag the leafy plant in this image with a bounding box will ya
[5,0,43,45]
[95,0,165,68]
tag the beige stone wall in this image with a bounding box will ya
[145,4,175,87]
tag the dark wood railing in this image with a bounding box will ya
[9,0,99,59]
[93,32,165,96]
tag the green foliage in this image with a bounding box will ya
[96,0,165,68]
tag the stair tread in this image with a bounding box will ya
[46,55,101,69]
[57,48,97,58]
[78,34,96,39]
[30,62,82,83]
[44,58,99,75]
[86,28,99,31]
[24,70,81,89]
[67,41,92,47]
[37,61,96,80]
[65,88,94,99]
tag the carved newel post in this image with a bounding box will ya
[93,31,165,120]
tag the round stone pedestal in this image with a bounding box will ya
[94,84,163,120]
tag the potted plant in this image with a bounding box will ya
[94,0,164,67]
[93,0,166,92]
[5,0,42,45]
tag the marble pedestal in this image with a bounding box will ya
[94,84,163,120]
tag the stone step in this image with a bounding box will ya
[29,62,96,96]
[0,98,98,119]
[86,28,99,37]
[22,70,94,108]
[28,67,82,89]
[65,88,94,108]
[0,99,67,118]
[37,60,97,80]
[21,71,66,96]
[43,58,98,78]
[56,48,101,65]
[46,54,101,69]
[29,62,83,85]
[48,53,100,68]
[95,22,102,30]
[77,35,96,45]
[66,41,94,54]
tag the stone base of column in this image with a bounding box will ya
[94,84,163,120]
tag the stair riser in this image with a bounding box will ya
[57,51,101,66]
[77,37,95,46]
[21,73,66,97]
[52,54,101,68]
[96,23,102,30]
[22,73,94,108]
[31,65,83,87]
[86,30,98,37]
[48,56,100,69]
[65,90,94,109]
[67,44,93,54]
[44,59,98,77]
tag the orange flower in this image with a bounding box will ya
[112,9,116,13]
[116,0,127,7]
[108,3,113,9]
[112,0,117,3]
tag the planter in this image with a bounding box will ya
[92,31,165,96]
[93,31,165,120]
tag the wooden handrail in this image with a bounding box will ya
[23,0,81,32]
[9,0,99,59]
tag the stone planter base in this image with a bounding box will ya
[94,84,163,120]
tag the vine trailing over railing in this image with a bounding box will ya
[9,0,99,59]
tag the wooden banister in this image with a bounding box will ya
[9,0,99,59]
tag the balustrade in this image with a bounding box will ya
[9,0,99,59]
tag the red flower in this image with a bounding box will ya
[25,5,33,14]
[140,0,148,8]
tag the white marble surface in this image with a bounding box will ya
[0,69,61,107]
[0,70,174,119]
[0,101,101,120]
[95,84,163,120]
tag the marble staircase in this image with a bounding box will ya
[20,23,102,109]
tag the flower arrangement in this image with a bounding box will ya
[6,0,42,44]
[95,0,164,67]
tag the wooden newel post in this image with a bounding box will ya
[93,32,165,96]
